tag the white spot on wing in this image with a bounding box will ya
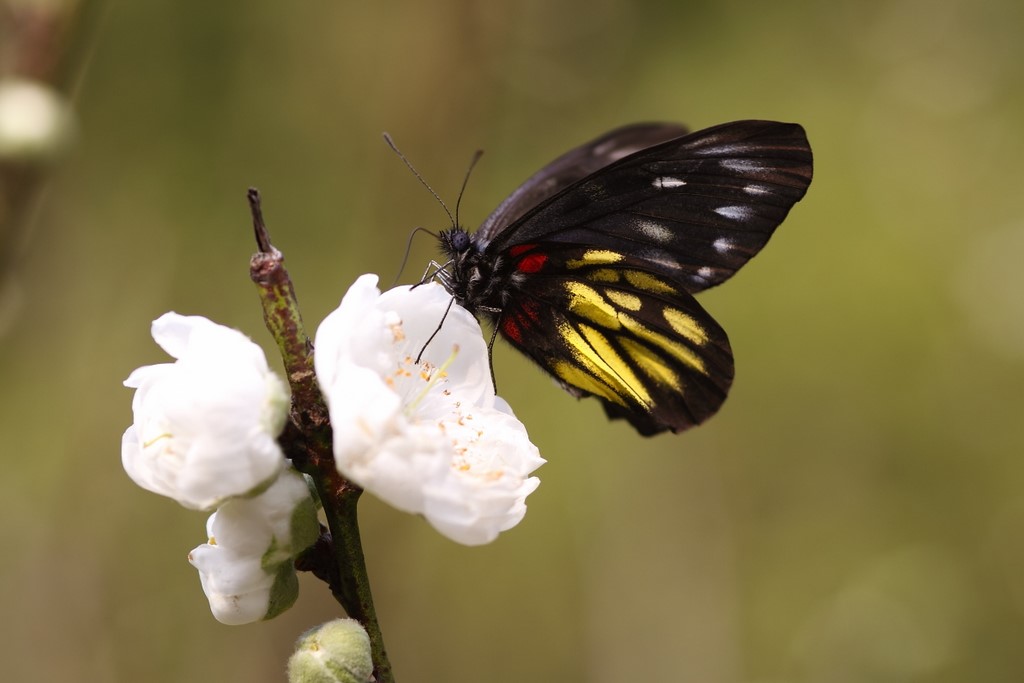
[635,220,674,243]
[694,142,748,156]
[721,158,763,172]
[743,183,770,195]
[646,249,680,270]
[653,176,686,188]
[714,205,753,221]
[712,238,734,253]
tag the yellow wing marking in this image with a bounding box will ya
[605,290,642,311]
[555,275,709,403]
[662,307,710,346]
[550,359,625,406]
[565,282,621,329]
[577,324,651,406]
[620,337,682,390]
[620,313,707,374]
[566,249,625,269]
[588,268,620,283]
[555,321,651,407]
[623,270,676,295]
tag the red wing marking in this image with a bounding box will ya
[516,252,548,273]
[508,244,537,257]
[501,315,523,343]
[521,299,541,322]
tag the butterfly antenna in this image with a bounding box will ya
[454,149,484,229]
[383,132,456,227]
[391,226,439,286]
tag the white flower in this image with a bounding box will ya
[188,468,319,625]
[122,313,289,510]
[314,274,544,546]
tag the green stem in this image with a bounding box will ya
[247,189,394,683]
[315,472,393,683]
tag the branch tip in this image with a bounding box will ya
[248,187,274,253]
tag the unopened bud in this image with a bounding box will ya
[287,619,373,683]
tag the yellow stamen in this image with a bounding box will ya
[405,344,459,414]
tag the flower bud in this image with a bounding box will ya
[287,619,373,683]
[188,468,319,624]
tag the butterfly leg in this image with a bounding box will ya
[415,294,458,364]
[487,312,502,393]
[415,259,453,288]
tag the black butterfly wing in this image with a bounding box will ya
[477,123,689,241]
[482,120,813,294]
[494,243,734,435]
[470,120,811,434]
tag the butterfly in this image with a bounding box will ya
[432,120,813,435]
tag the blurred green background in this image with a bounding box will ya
[2,0,1023,680]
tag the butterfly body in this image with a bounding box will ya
[438,227,509,314]
[436,120,813,435]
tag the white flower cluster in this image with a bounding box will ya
[121,313,317,624]
[122,275,544,622]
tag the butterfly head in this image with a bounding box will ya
[435,227,509,317]
[439,227,473,257]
